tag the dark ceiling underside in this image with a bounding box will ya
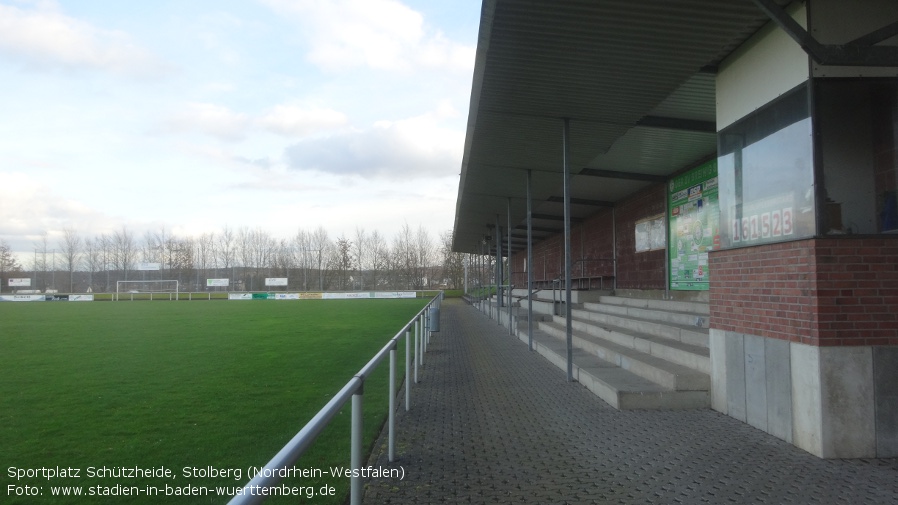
[452,0,785,254]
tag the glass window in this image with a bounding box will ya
[816,79,898,234]
[717,84,816,248]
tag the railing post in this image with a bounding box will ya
[413,318,419,384]
[389,347,396,462]
[421,311,427,364]
[350,382,363,505]
[405,330,411,411]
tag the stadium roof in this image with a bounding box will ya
[452,0,789,254]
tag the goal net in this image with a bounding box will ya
[116,280,179,301]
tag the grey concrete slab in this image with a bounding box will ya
[875,346,898,457]
[725,331,747,422]
[710,329,728,413]
[363,300,898,504]
[792,342,824,457]
[820,346,876,458]
[745,333,768,432]
[766,337,793,444]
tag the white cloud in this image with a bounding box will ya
[165,102,251,141]
[162,102,349,141]
[0,172,115,252]
[0,1,169,76]
[260,0,474,73]
[284,111,463,178]
[257,105,349,137]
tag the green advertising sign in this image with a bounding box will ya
[669,160,719,291]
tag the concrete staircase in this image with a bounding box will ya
[485,292,711,410]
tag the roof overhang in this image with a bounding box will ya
[452,0,789,254]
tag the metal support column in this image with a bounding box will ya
[463,255,468,295]
[664,186,670,299]
[507,198,513,334]
[563,118,573,382]
[495,218,501,312]
[612,207,617,292]
[527,169,534,351]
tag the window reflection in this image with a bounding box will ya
[717,85,815,248]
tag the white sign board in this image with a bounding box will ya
[9,278,31,287]
[0,295,44,302]
[206,278,230,287]
[137,262,162,271]
[265,278,288,286]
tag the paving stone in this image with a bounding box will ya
[362,299,898,504]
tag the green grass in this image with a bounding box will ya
[0,299,427,504]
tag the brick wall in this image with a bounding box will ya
[509,182,668,290]
[710,237,898,346]
[614,183,667,290]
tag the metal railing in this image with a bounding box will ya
[571,257,616,291]
[228,292,444,505]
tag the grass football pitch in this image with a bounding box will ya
[0,298,428,504]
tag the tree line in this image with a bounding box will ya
[0,223,481,294]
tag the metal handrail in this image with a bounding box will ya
[228,292,443,505]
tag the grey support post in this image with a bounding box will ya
[507,197,512,335]
[563,118,573,382]
[527,169,534,351]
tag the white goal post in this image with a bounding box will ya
[115,280,180,301]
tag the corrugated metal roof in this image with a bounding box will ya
[453,0,784,253]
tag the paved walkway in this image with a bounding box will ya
[362,299,898,504]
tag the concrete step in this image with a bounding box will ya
[569,308,709,349]
[582,300,709,329]
[593,295,710,317]
[537,320,709,390]
[550,315,710,373]
[515,325,709,410]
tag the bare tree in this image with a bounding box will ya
[113,226,136,280]
[97,234,113,291]
[310,226,330,291]
[415,225,434,288]
[292,229,310,290]
[353,227,367,290]
[142,225,167,275]
[392,223,414,289]
[439,229,464,289]
[217,225,236,281]
[237,227,253,290]
[332,235,353,290]
[58,226,82,292]
[160,237,194,286]
[83,237,103,292]
[0,239,23,293]
[197,232,216,286]
[369,230,387,289]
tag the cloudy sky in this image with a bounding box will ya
[0,0,480,256]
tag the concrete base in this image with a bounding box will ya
[711,329,898,458]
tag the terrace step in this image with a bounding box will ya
[537,319,709,390]
[572,306,710,349]
[591,295,710,318]
[514,324,709,410]
[479,294,712,410]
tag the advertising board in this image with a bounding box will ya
[669,160,719,291]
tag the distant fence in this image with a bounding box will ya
[0,291,431,302]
